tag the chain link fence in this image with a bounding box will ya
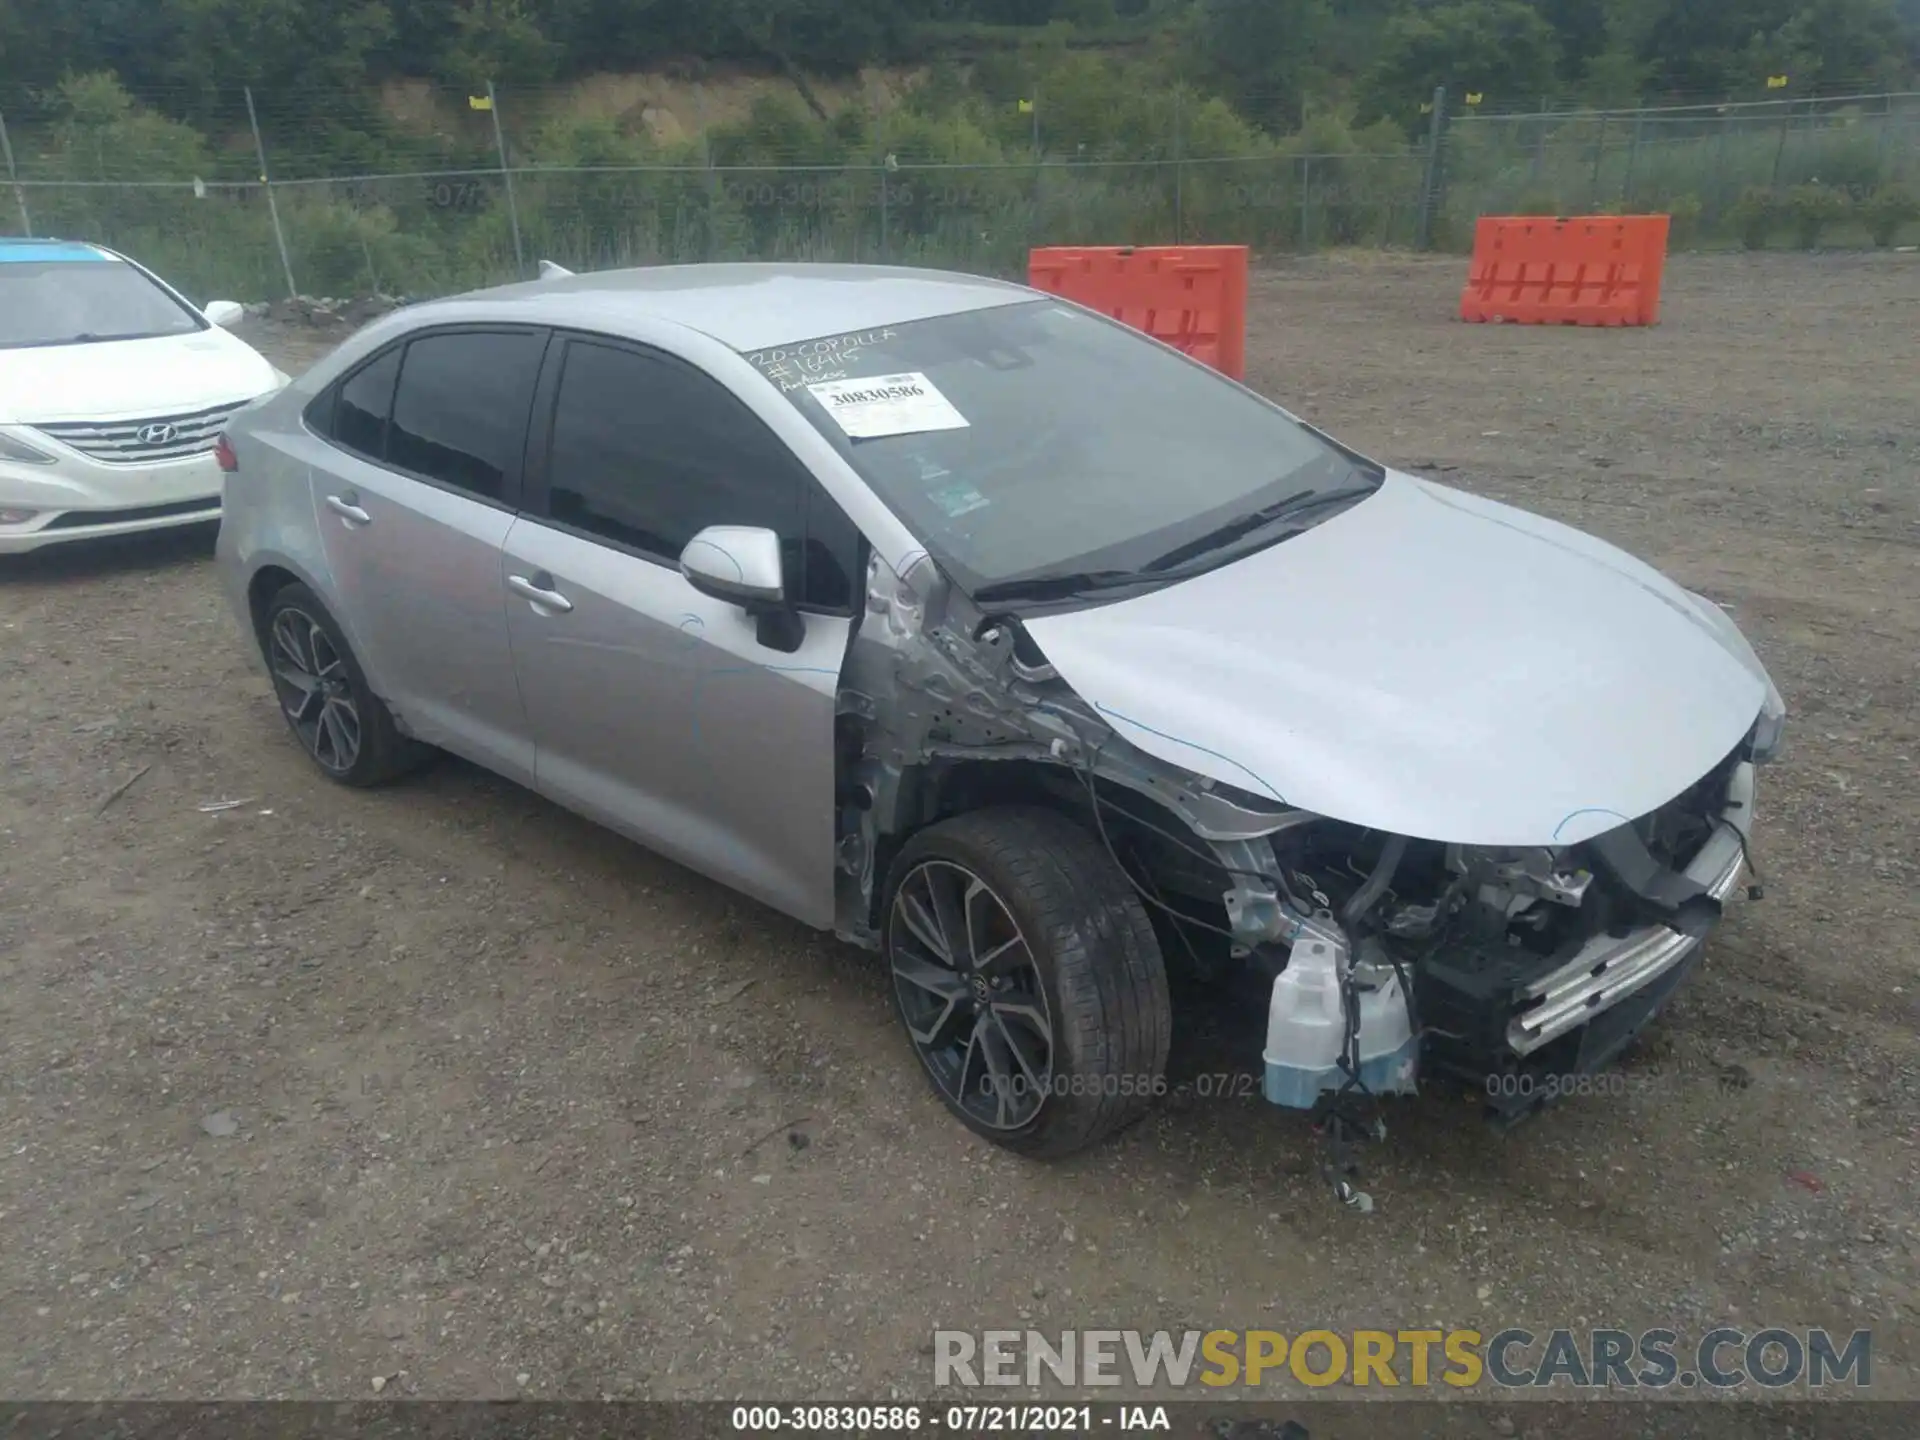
[1442,90,1920,247]
[1,82,1914,302]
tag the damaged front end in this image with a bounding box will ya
[1250,745,1759,1126]
[833,548,1769,1137]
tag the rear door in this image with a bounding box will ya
[305,325,548,785]
[500,332,866,927]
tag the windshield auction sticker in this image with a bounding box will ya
[805,372,969,440]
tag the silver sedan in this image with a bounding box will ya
[214,262,1785,1163]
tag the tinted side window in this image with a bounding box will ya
[546,341,835,597]
[388,330,544,501]
[331,346,401,459]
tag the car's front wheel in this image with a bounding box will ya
[260,581,428,787]
[882,806,1171,1158]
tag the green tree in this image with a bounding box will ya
[714,0,925,71]
[1602,0,1781,96]
[545,0,731,72]
[1757,0,1910,90]
[439,0,560,89]
[1356,0,1562,131]
[159,0,396,121]
[1580,45,1653,104]
[1532,0,1612,80]
[45,72,216,180]
[1194,0,1333,131]
[1607,0,1909,97]
[1,0,1913,163]
[0,0,183,105]
[1315,0,1404,75]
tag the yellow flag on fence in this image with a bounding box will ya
[1766,74,1789,89]
[1465,91,1484,106]
[1017,98,1034,114]
[468,94,494,111]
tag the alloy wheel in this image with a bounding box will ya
[268,607,362,776]
[889,859,1055,1131]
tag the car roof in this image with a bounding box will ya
[0,238,122,264]
[417,261,1042,352]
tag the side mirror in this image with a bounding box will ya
[680,524,804,652]
[204,300,244,328]
[680,525,785,607]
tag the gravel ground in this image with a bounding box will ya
[0,251,1915,1410]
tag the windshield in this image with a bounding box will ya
[746,298,1380,601]
[0,250,204,349]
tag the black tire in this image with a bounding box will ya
[258,581,430,788]
[882,805,1172,1158]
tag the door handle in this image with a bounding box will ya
[325,492,371,526]
[508,571,574,613]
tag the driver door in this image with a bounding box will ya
[501,333,865,929]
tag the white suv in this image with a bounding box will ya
[0,238,287,553]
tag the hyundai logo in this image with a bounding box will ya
[136,423,177,445]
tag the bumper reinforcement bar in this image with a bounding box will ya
[1508,762,1753,1057]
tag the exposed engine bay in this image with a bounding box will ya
[832,549,1770,1170]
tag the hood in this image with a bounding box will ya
[0,328,280,424]
[1020,470,1771,848]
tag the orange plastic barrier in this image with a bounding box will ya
[1459,214,1671,327]
[1027,245,1249,379]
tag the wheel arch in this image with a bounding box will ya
[246,562,307,649]
[865,755,1223,941]
[868,758,1082,929]
[242,552,397,714]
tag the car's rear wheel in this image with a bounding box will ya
[260,581,428,787]
[882,806,1171,1158]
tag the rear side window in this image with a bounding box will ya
[387,330,545,502]
[330,346,400,459]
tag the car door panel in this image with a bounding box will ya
[310,459,531,785]
[501,516,849,928]
[300,325,547,787]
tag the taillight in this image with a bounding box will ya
[214,433,238,473]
